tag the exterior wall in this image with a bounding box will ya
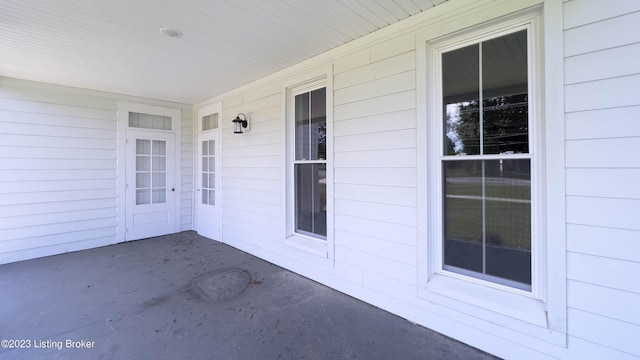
[563,1,640,358]
[0,77,194,264]
[194,1,639,359]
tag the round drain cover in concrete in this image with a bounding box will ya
[190,268,251,302]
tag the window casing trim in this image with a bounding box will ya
[282,66,334,259]
[416,7,566,342]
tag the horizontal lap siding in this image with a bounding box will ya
[214,39,420,293]
[219,86,283,247]
[0,78,193,263]
[0,84,117,263]
[564,2,640,358]
[334,46,418,289]
[181,118,194,231]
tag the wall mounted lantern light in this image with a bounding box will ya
[232,113,248,134]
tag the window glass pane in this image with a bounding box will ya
[202,116,209,131]
[129,113,139,128]
[294,92,310,160]
[208,157,215,172]
[294,88,326,161]
[136,189,150,205]
[294,163,327,238]
[129,112,171,130]
[136,156,150,172]
[209,190,215,205]
[152,156,166,171]
[202,173,208,188]
[202,114,218,131]
[482,30,529,154]
[136,139,151,155]
[202,141,208,156]
[152,140,166,155]
[136,173,150,188]
[484,159,531,285]
[310,88,327,160]
[208,173,215,189]
[443,44,480,155]
[202,157,208,172]
[151,189,166,204]
[443,160,483,273]
[209,140,215,156]
[443,159,531,289]
[202,189,208,205]
[152,172,166,187]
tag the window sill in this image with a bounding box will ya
[284,234,328,258]
[421,273,547,328]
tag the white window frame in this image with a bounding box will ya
[435,23,541,295]
[416,4,567,345]
[282,67,334,259]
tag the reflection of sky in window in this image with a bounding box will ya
[446,103,464,153]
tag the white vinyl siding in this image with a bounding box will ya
[217,84,283,250]
[0,78,193,264]
[563,0,640,358]
[333,46,418,286]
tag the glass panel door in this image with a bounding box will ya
[196,102,221,241]
[125,130,175,241]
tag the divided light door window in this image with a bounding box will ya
[439,28,534,291]
[201,113,218,206]
[293,87,327,239]
[135,139,167,205]
[201,139,216,206]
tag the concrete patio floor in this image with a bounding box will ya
[0,231,498,360]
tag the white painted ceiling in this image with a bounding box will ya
[1,0,448,104]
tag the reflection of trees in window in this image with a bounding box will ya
[482,94,528,154]
[446,93,528,156]
[446,100,479,155]
[313,122,327,160]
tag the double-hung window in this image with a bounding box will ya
[284,71,333,257]
[418,5,566,339]
[421,12,547,309]
[440,28,534,291]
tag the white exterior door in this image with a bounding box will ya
[125,130,176,240]
[196,103,221,241]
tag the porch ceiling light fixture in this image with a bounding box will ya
[159,28,183,38]
[232,113,248,134]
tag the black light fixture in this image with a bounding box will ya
[232,113,248,134]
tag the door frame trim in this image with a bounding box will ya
[195,101,222,241]
[117,101,182,242]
